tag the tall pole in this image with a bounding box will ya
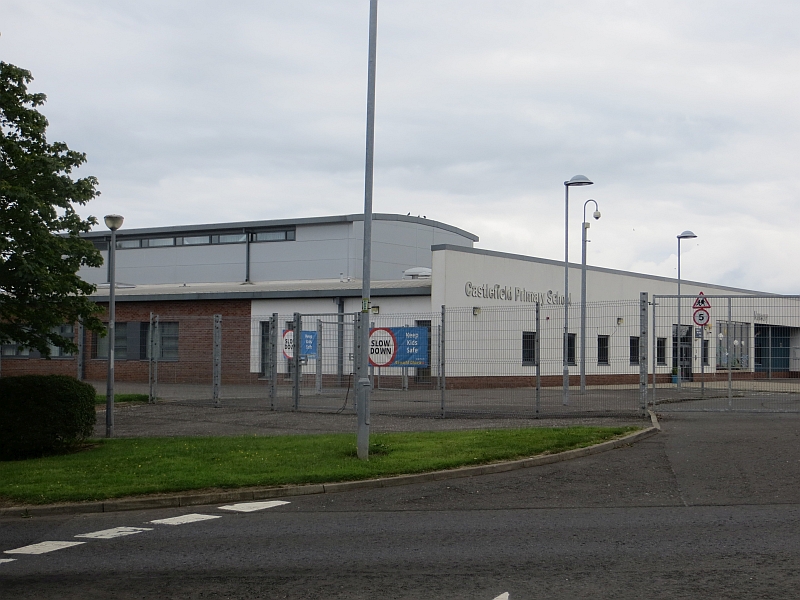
[676,230,697,390]
[563,184,570,406]
[104,214,124,438]
[105,228,117,438]
[580,199,600,393]
[357,0,378,460]
[562,175,593,406]
[677,237,682,389]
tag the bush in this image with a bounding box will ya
[0,375,96,460]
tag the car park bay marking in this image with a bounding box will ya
[218,500,290,513]
[76,527,153,539]
[150,513,222,526]
[4,541,85,555]
[492,594,509,600]
[0,558,17,565]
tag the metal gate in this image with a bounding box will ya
[651,295,800,412]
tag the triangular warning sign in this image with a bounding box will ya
[693,292,711,309]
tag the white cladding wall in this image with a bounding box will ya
[430,247,798,378]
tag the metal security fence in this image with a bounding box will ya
[29,292,800,420]
[651,295,800,412]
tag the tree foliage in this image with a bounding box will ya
[0,62,104,357]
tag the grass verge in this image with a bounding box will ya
[94,393,150,405]
[0,426,637,505]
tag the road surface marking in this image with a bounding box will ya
[218,500,290,513]
[150,513,222,526]
[5,541,85,555]
[76,527,153,539]
[493,594,509,600]
[0,559,16,565]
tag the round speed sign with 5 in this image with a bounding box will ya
[693,308,710,326]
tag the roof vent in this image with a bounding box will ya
[403,267,432,280]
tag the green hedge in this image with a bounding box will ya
[0,375,96,460]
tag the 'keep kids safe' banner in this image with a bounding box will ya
[368,327,428,367]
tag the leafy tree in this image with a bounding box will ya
[0,62,104,357]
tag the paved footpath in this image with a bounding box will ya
[1,412,799,599]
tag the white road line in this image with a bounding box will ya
[218,500,290,513]
[5,541,85,555]
[492,594,509,600]
[75,527,153,539]
[149,513,222,526]
[0,558,17,565]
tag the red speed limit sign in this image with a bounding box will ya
[693,308,710,326]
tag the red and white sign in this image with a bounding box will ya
[368,328,398,367]
[693,292,711,309]
[693,309,710,326]
[282,330,294,359]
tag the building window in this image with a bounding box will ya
[597,335,609,365]
[142,237,175,247]
[180,235,211,246]
[702,339,709,366]
[116,239,141,249]
[716,321,750,370]
[522,331,537,366]
[252,229,295,242]
[656,337,667,365]
[159,322,179,361]
[2,325,74,358]
[212,233,247,244]
[567,333,576,366]
[630,336,640,365]
[93,322,127,360]
[48,324,75,357]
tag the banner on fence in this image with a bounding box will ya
[282,330,317,359]
[369,326,428,367]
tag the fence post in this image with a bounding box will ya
[440,305,446,418]
[293,313,301,411]
[651,298,657,408]
[213,314,222,406]
[316,319,323,394]
[76,319,85,381]
[728,297,733,406]
[639,292,649,416]
[535,302,541,416]
[269,313,278,409]
[353,313,362,411]
[148,313,159,404]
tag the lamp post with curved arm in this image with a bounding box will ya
[580,199,601,393]
[563,175,593,406]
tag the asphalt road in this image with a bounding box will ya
[2,412,799,599]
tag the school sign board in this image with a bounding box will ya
[369,327,428,368]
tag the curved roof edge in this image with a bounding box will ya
[82,213,479,242]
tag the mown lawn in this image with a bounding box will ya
[0,426,638,505]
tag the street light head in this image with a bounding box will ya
[593,210,601,220]
[677,230,697,240]
[565,174,593,187]
[104,214,124,231]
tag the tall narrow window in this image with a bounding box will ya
[630,336,640,365]
[567,333,576,366]
[597,335,609,365]
[702,339,709,366]
[656,337,667,365]
[522,331,537,366]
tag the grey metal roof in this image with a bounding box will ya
[431,244,775,296]
[83,213,479,242]
[91,278,431,303]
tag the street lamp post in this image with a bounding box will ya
[580,199,601,393]
[104,214,124,438]
[676,230,697,389]
[563,175,593,406]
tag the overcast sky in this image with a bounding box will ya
[4,1,800,292]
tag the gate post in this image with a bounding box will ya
[148,313,159,404]
[535,302,541,416]
[440,305,446,418]
[269,313,278,409]
[293,313,301,411]
[213,314,222,406]
[639,292,649,416]
[316,319,323,394]
[76,319,85,381]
